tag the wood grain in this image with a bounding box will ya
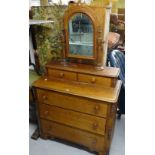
[39,103,106,135]
[77,73,113,87]
[37,89,108,118]
[46,61,120,78]
[48,69,77,81]
[33,77,122,103]
[40,119,105,151]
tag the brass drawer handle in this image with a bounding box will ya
[92,122,98,130]
[59,72,64,78]
[91,77,96,83]
[94,105,100,113]
[44,110,49,115]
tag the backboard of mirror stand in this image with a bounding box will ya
[62,2,111,68]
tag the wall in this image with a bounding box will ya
[112,0,125,13]
[116,0,125,9]
[30,0,40,8]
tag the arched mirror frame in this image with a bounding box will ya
[63,5,100,61]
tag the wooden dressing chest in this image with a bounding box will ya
[32,1,122,155]
[33,62,122,155]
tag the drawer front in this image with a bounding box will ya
[48,69,77,81]
[39,103,106,135]
[78,73,114,87]
[37,89,108,118]
[40,119,105,151]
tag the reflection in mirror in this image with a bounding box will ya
[68,13,93,58]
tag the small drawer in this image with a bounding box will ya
[39,103,106,135]
[40,119,105,151]
[78,73,115,87]
[37,89,108,118]
[47,69,77,81]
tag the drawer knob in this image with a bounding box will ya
[91,77,96,83]
[92,138,97,145]
[43,95,47,99]
[42,95,48,102]
[94,105,100,113]
[92,122,98,130]
[59,73,64,78]
[44,110,49,115]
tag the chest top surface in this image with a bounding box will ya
[33,76,121,103]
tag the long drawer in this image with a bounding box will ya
[40,119,105,151]
[37,89,108,118]
[39,103,106,135]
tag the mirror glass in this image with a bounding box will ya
[68,13,93,58]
